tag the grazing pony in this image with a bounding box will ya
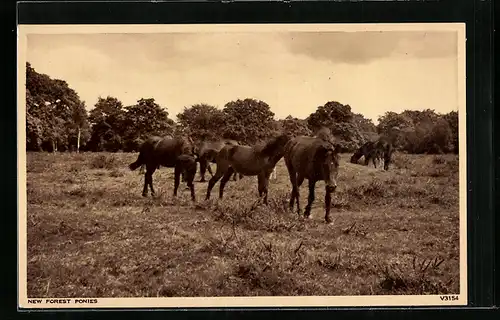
[284,135,340,224]
[129,135,197,201]
[350,139,393,170]
[205,133,291,204]
[194,139,242,182]
[375,137,394,171]
[350,141,382,168]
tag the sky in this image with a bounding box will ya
[26,30,459,124]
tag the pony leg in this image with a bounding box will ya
[206,169,225,201]
[144,164,156,197]
[258,172,270,205]
[287,171,298,212]
[199,159,207,182]
[285,158,300,213]
[364,156,370,166]
[173,164,181,198]
[295,175,305,215]
[219,167,235,199]
[188,180,196,202]
[304,179,316,218]
[232,170,243,181]
[325,189,333,224]
[142,171,149,197]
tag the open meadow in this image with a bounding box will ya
[26,151,460,297]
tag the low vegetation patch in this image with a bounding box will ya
[89,154,118,170]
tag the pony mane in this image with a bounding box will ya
[258,134,289,157]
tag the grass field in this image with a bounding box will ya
[25,151,460,298]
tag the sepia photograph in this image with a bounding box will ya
[17,23,467,308]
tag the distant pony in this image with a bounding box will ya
[350,141,382,168]
[350,138,394,171]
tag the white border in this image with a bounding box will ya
[17,23,467,309]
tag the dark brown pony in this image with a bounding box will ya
[350,138,393,170]
[129,135,197,201]
[205,133,291,204]
[284,135,340,224]
[194,139,242,182]
[350,141,383,168]
[375,137,394,171]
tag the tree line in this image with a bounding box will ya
[25,62,458,154]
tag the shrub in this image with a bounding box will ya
[376,256,452,295]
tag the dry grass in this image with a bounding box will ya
[25,151,460,297]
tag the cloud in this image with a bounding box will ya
[26,31,459,123]
[282,31,457,64]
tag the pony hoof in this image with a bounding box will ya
[325,219,333,225]
[142,193,148,197]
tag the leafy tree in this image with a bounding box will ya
[26,88,45,151]
[377,108,457,154]
[402,109,440,126]
[352,113,379,144]
[352,113,377,133]
[176,104,226,142]
[428,118,454,154]
[444,111,459,154]
[69,101,91,152]
[122,98,175,151]
[278,115,312,137]
[306,101,366,151]
[26,112,43,151]
[87,96,126,152]
[26,62,90,152]
[377,111,414,134]
[221,98,276,144]
[307,101,353,131]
